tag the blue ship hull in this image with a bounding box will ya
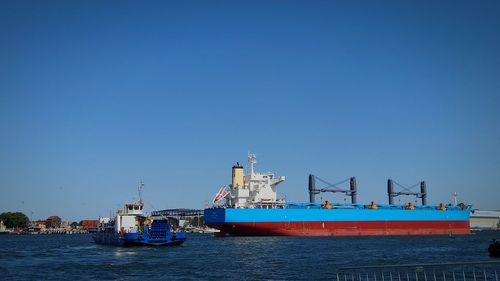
[93,232,186,246]
[204,203,471,236]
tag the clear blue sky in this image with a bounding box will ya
[1,0,499,221]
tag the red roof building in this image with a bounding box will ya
[46,216,62,228]
[80,220,99,230]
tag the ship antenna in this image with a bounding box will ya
[248,153,257,176]
[138,180,144,204]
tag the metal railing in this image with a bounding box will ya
[336,261,500,281]
[151,208,203,217]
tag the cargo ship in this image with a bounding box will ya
[204,154,471,236]
[93,182,186,246]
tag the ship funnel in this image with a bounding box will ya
[232,162,244,189]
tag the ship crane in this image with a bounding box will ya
[308,175,357,204]
[387,179,427,205]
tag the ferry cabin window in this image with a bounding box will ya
[128,206,133,211]
[134,205,139,210]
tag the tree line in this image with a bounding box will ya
[0,212,96,230]
[0,212,29,229]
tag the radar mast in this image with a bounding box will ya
[248,153,257,176]
[138,180,144,204]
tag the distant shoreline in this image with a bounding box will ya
[0,230,93,235]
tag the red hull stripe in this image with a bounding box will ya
[208,220,470,236]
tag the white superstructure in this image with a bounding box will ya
[214,153,285,208]
[98,181,147,233]
[116,202,145,233]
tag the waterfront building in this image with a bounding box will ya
[46,216,62,228]
[61,221,70,228]
[34,220,46,230]
[470,210,500,230]
[0,220,6,232]
[80,220,99,230]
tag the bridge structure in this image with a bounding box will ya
[151,208,204,217]
[151,209,204,228]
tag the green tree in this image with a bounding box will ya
[0,212,30,229]
[70,222,78,229]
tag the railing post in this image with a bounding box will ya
[334,264,500,281]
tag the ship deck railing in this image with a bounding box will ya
[209,203,470,211]
[284,202,470,211]
[253,202,286,209]
[336,261,500,281]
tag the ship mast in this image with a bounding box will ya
[138,180,144,204]
[248,153,257,176]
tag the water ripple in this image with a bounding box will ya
[0,232,497,280]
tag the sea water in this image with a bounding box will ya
[0,231,498,280]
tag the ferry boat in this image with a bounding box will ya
[204,154,471,236]
[93,182,186,246]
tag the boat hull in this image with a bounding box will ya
[204,207,471,237]
[207,221,470,236]
[93,231,187,246]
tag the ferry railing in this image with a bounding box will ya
[336,261,500,281]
